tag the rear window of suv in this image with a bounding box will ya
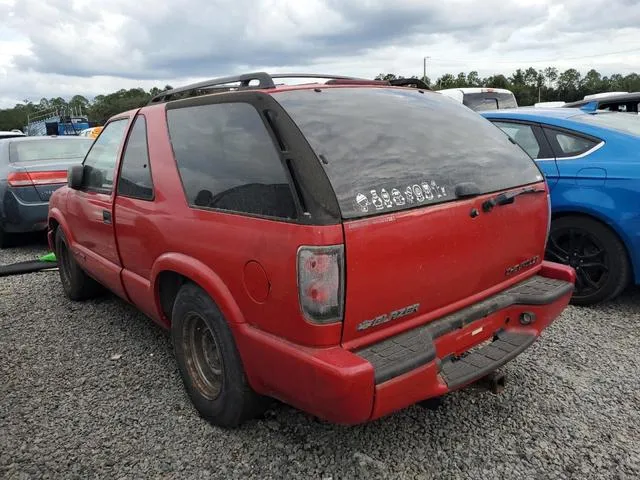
[464,92,518,111]
[274,87,542,218]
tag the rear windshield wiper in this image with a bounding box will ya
[482,186,545,212]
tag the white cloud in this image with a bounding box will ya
[0,0,639,107]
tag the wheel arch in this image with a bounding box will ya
[47,208,75,250]
[151,253,246,328]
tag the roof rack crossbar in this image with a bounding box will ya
[148,72,276,104]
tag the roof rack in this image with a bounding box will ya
[389,78,430,90]
[148,72,275,104]
[147,72,430,105]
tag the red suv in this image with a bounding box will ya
[47,73,575,428]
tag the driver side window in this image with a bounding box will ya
[82,118,129,192]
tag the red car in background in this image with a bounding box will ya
[47,72,575,428]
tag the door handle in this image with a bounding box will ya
[102,210,112,224]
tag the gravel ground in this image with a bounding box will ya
[1,237,639,480]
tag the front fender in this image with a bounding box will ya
[150,253,246,326]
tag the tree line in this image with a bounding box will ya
[1,67,639,131]
[377,67,640,107]
[0,85,173,132]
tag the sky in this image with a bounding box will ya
[0,0,639,108]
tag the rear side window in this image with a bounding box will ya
[543,128,599,158]
[117,115,154,200]
[166,102,297,220]
[275,88,542,218]
[492,122,541,159]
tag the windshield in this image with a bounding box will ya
[9,138,93,163]
[274,87,542,219]
[574,112,640,136]
[464,92,518,111]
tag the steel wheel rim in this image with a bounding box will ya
[59,242,73,288]
[545,226,609,298]
[183,313,223,400]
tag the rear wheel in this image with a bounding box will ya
[54,228,103,300]
[171,282,268,428]
[545,216,630,305]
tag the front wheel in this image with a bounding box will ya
[171,282,268,428]
[545,216,630,305]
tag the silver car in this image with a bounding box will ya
[0,135,93,247]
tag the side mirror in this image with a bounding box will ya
[68,165,84,189]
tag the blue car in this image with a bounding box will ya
[481,107,640,305]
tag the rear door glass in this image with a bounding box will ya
[492,122,542,159]
[275,87,542,218]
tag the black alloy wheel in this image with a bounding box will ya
[545,216,630,305]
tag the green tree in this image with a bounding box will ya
[466,71,481,87]
[435,73,456,89]
[483,74,510,89]
[544,67,558,88]
[557,69,582,101]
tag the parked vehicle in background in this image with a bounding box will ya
[534,102,566,108]
[563,92,640,114]
[436,87,518,111]
[482,107,640,305]
[79,126,104,139]
[0,130,26,139]
[25,107,91,136]
[48,72,575,428]
[0,135,93,247]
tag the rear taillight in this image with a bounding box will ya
[297,245,345,324]
[7,170,67,187]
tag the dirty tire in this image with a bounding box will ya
[547,216,630,305]
[54,228,103,301]
[171,282,268,428]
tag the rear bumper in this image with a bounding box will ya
[236,261,575,425]
[1,187,49,233]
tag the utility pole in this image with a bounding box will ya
[423,56,430,84]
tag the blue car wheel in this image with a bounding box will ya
[546,216,631,305]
